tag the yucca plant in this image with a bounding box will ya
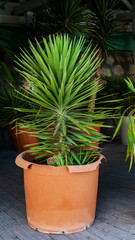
[0,86,32,127]
[0,62,33,127]
[14,35,114,165]
[86,0,120,110]
[113,78,135,170]
[87,0,120,55]
[34,0,88,37]
[97,77,135,115]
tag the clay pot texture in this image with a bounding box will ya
[9,127,39,152]
[15,152,104,234]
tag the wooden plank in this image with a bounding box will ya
[0,207,50,240]
[0,199,56,240]
[98,187,135,202]
[0,219,21,240]
[51,235,70,240]
[97,211,135,235]
[67,230,102,240]
[97,198,135,217]
[98,192,135,212]
[1,189,25,205]
[0,236,4,240]
[94,219,135,240]
[119,188,135,201]
[97,202,135,220]
[0,192,26,215]
[97,204,135,224]
[99,178,135,192]
[99,188,132,202]
[89,225,122,240]
[0,172,24,194]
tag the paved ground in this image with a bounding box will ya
[0,139,135,240]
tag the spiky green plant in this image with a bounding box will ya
[34,0,88,37]
[14,35,113,165]
[97,77,135,115]
[87,0,120,54]
[86,0,120,110]
[0,86,31,127]
[113,78,135,170]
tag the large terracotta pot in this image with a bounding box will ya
[9,127,39,151]
[15,152,104,234]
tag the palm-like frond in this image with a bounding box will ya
[112,78,135,170]
[34,0,88,37]
[15,35,112,164]
[97,77,135,115]
[87,0,120,54]
[0,86,32,127]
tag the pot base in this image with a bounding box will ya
[28,219,94,234]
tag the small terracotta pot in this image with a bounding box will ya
[9,127,39,152]
[15,152,104,234]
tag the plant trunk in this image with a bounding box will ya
[88,48,102,112]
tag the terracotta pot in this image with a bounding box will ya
[15,152,104,234]
[9,127,39,152]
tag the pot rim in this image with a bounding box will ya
[15,151,105,174]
